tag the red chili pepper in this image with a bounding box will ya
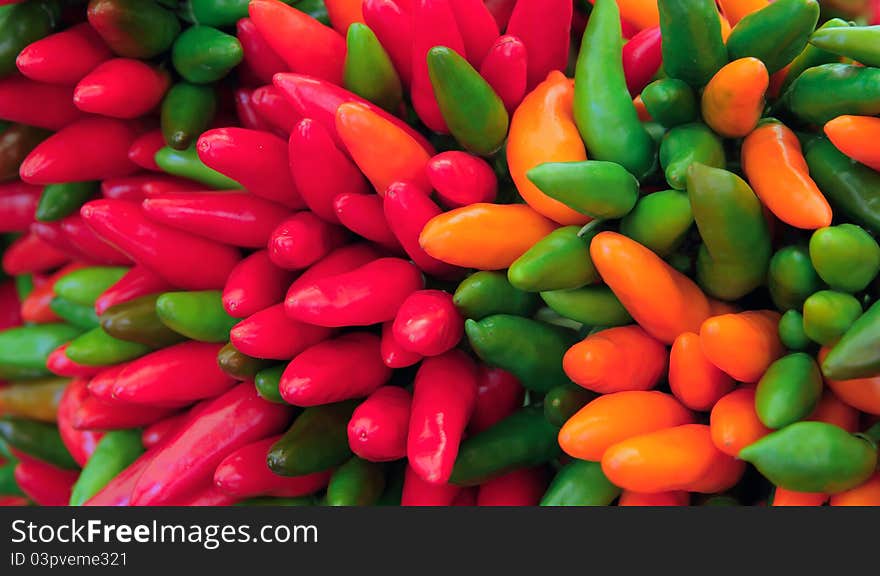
[2,231,69,276]
[449,0,499,68]
[622,26,662,98]
[173,483,241,506]
[127,129,165,172]
[86,362,132,404]
[80,199,241,290]
[47,343,102,379]
[476,467,548,506]
[0,180,41,233]
[251,85,302,136]
[407,350,477,484]
[84,449,156,506]
[381,320,423,367]
[21,263,85,323]
[0,75,84,130]
[0,280,21,331]
[392,290,463,356]
[280,332,391,406]
[469,365,525,434]
[230,303,332,360]
[347,386,412,461]
[73,58,170,119]
[0,496,30,506]
[268,211,349,270]
[289,118,370,224]
[285,243,383,297]
[196,128,304,209]
[286,257,424,327]
[333,193,402,251]
[248,0,346,85]
[19,117,139,185]
[506,0,572,91]
[130,383,293,506]
[141,410,189,450]
[410,0,466,133]
[110,341,236,407]
[362,0,413,86]
[484,0,516,30]
[73,393,176,430]
[101,174,206,202]
[234,88,274,132]
[13,453,79,506]
[222,250,296,319]
[236,17,289,87]
[15,22,112,85]
[478,34,528,115]
[214,435,331,499]
[401,463,461,505]
[94,264,171,316]
[425,151,498,208]
[58,214,133,265]
[57,378,104,467]
[29,220,83,262]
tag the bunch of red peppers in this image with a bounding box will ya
[0,0,879,507]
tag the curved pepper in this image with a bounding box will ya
[768,245,821,311]
[231,303,332,361]
[380,320,421,367]
[15,22,111,85]
[73,58,169,119]
[127,130,164,171]
[344,23,401,113]
[641,79,699,128]
[540,285,631,327]
[155,290,237,343]
[822,299,880,380]
[658,0,727,87]
[779,18,849,95]
[755,353,824,429]
[507,226,597,292]
[286,242,382,296]
[65,326,150,367]
[334,192,403,252]
[718,0,768,26]
[55,266,127,307]
[505,0,571,91]
[36,181,98,223]
[2,232,69,276]
[14,454,77,507]
[540,460,621,506]
[623,26,662,97]
[809,22,880,67]
[155,145,242,190]
[701,57,768,138]
[49,298,99,331]
[236,17,286,86]
[786,64,880,126]
[222,251,295,320]
[251,85,302,135]
[803,290,862,346]
[0,76,82,131]
[469,366,523,434]
[619,490,689,506]
[659,123,725,191]
[217,342,273,381]
[171,26,242,84]
[619,189,693,256]
[830,472,880,506]
[669,332,735,412]
[446,0,498,69]
[69,430,142,506]
[391,290,462,356]
[100,174,204,201]
[87,0,179,59]
[21,263,83,323]
[0,377,67,422]
[710,387,771,457]
[810,224,880,294]
[726,0,819,74]
[0,417,77,469]
[700,311,784,382]
[347,386,411,462]
[0,323,81,380]
[94,264,171,316]
[268,400,357,477]
[527,160,640,219]
[362,0,412,85]
[101,294,183,348]
[254,365,285,404]
[0,181,40,230]
[824,115,880,172]
[47,343,100,377]
[478,35,527,115]
[452,271,538,320]
[160,82,216,151]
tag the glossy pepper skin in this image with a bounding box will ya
[362,0,413,86]
[640,79,699,129]
[726,0,819,74]
[658,0,727,87]
[427,152,497,210]
[452,271,538,320]
[36,181,98,223]
[573,0,655,181]
[802,290,862,346]
[334,192,402,252]
[564,326,667,394]
[344,23,401,113]
[825,115,880,172]
[231,303,332,361]
[710,387,771,457]
[543,384,597,428]
[478,35,527,115]
[55,266,127,307]
[392,290,463,357]
[0,377,67,422]
[57,381,102,468]
[15,22,111,85]
[619,189,693,256]
[0,0,60,78]
[0,181,40,230]
[0,123,50,182]
[73,58,169,119]
[13,454,78,507]
[223,252,295,320]
[65,326,150,367]
[267,400,358,477]
[809,24,880,68]
[0,323,81,380]
[779,18,849,95]
[468,366,523,434]
[236,17,287,86]
[623,26,663,98]
[659,123,725,191]
[755,353,824,429]
[810,224,880,293]
[779,310,810,351]
[505,0,571,91]
[156,146,243,191]
[540,286,631,328]
[94,264,171,316]
[701,311,784,382]
[0,76,83,131]
[160,83,216,151]
[347,386,411,462]
[507,226,598,292]
[540,460,621,506]
[768,245,822,311]
[380,320,421,368]
[172,26,242,84]
[253,365,285,404]
[786,64,880,126]
[0,417,77,470]
[822,299,880,381]
[87,0,180,59]
[527,161,639,220]
[69,430,142,506]
[101,294,183,347]
[701,58,768,139]
[156,290,238,343]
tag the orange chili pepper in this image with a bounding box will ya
[592,0,659,31]
[419,203,557,270]
[772,488,828,507]
[506,71,589,226]
[324,0,365,35]
[335,102,432,194]
[558,390,694,461]
[618,490,690,506]
[669,331,735,412]
[824,115,880,171]
[562,326,668,394]
[830,472,880,506]
[719,12,732,42]
[701,57,768,139]
[741,120,832,229]
[20,263,87,324]
[708,299,739,316]
[590,231,712,344]
[818,347,880,416]
[717,0,769,26]
[709,387,771,457]
[807,390,860,433]
[699,310,784,383]
[633,95,651,122]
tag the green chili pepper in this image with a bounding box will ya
[155,146,241,189]
[821,299,880,380]
[87,0,180,59]
[161,82,217,150]
[0,324,82,380]
[0,417,77,470]
[574,0,655,180]
[779,18,850,94]
[100,294,185,348]
[809,23,880,67]
[768,245,823,311]
[543,384,598,428]
[427,46,508,156]
[171,26,242,84]
[254,364,286,404]
[526,160,640,219]
[686,163,772,301]
[755,353,823,429]
[465,315,576,393]
[802,290,862,346]
[325,457,385,506]
[344,23,402,113]
[54,267,128,307]
[659,123,726,191]
[540,460,620,506]
[786,64,880,126]
[0,462,24,497]
[739,421,877,493]
[0,0,60,78]
[294,0,329,25]
[809,224,880,293]
[14,274,33,302]
[450,406,561,486]
[640,78,699,128]
[268,401,356,477]
[70,430,143,506]
[65,327,151,366]
[189,0,255,27]
[658,0,727,87]
[619,189,693,257]
[50,297,100,331]
[539,286,632,328]
[217,342,273,380]
[155,290,238,342]
[778,310,811,351]
[452,271,539,320]
[726,0,820,74]
[507,226,598,292]
[35,182,99,222]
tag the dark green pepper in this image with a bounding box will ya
[779,18,850,94]
[659,123,726,190]
[0,462,24,497]
[778,310,811,351]
[543,384,598,428]
[526,161,640,219]
[14,274,33,302]
[161,82,217,150]
[65,327,151,366]
[217,342,273,380]
[768,245,823,311]
[254,364,286,404]
[54,266,128,307]
[658,0,728,87]
[155,146,242,189]
[640,78,699,128]
[539,460,620,506]
[156,290,238,343]
[786,64,880,126]
[0,324,82,380]
[100,294,185,348]
[755,353,823,429]
[0,0,59,78]
[809,22,880,67]
[344,23,402,113]
[507,226,598,292]
[50,297,100,331]
[539,285,632,328]
[171,26,242,84]
[802,290,862,346]
[87,0,180,59]
[619,189,693,256]
[36,182,99,222]
[69,430,143,506]
[0,417,77,470]
[267,401,357,477]
[325,457,385,506]
[821,298,880,380]
[452,271,539,320]
[809,224,880,293]
[725,0,820,74]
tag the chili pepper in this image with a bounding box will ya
[347,386,411,462]
[427,46,508,156]
[362,0,412,86]
[460,366,522,436]
[35,181,97,223]
[86,0,179,59]
[618,190,692,258]
[0,75,82,131]
[131,383,293,505]
[830,472,880,506]
[0,123,50,182]
[171,26,242,85]
[466,314,574,393]
[218,342,273,380]
[779,18,849,95]
[541,286,630,328]
[0,462,25,497]
[687,163,771,300]
[127,130,164,171]
[0,377,66,422]
[541,384,594,429]
[450,406,560,486]
[701,311,784,382]
[333,192,402,251]
[35,218,132,267]
[565,325,664,394]
[325,456,385,506]
[574,0,655,180]
[231,304,332,362]
[527,161,640,220]
[73,58,169,119]
[710,388,770,457]
[0,279,20,330]
[0,417,77,469]
[160,82,216,151]
[141,410,188,450]
[0,181,39,231]
[803,290,862,346]
[668,332,735,412]
[507,226,597,293]
[825,115,880,172]
[47,343,102,377]
[154,290,238,343]
[223,251,295,320]
[94,264,172,316]
[786,64,880,126]
[57,379,102,467]
[81,199,242,290]
[401,463,460,505]
[779,310,810,351]
[590,231,712,344]
[718,0,768,26]
[659,124,725,191]
[236,17,286,87]
[739,421,877,493]
[770,488,827,506]
[286,242,383,297]
[100,174,205,201]
[99,294,181,348]
[268,400,357,476]
[251,85,302,135]
[154,145,242,190]
[391,290,462,357]
[84,362,130,404]
[809,23,879,67]
[701,58,768,139]
[49,298,98,331]
[478,35,527,115]
[2,232,69,276]
[768,245,821,311]
[822,299,880,381]
[0,0,59,78]
[380,320,422,367]
[444,0,495,69]
[215,435,330,499]
[808,389,859,433]
[506,0,571,91]
[452,271,538,320]
[623,27,663,101]
[65,326,150,367]
[344,23,401,113]
[68,429,141,506]
[269,212,349,271]
[540,460,620,506]
[818,347,880,415]
[755,352,824,429]
[475,467,546,506]
[54,266,127,307]
[15,22,111,85]
[83,446,158,506]
[658,0,727,87]
[0,323,80,380]
[619,490,689,506]
[811,224,880,293]
[726,0,819,75]
[14,453,78,506]
[640,79,699,129]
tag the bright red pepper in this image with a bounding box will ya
[476,467,548,506]
[230,303,332,360]
[234,88,274,132]
[20,118,139,185]
[127,129,165,172]
[141,411,189,450]
[222,250,296,319]
[268,211,349,270]
[506,0,573,90]
[381,320,423,368]
[0,75,83,130]
[362,0,413,86]
[449,0,499,68]
[407,350,478,484]
[14,453,79,506]
[392,290,463,356]
[86,362,132,404]
[47,344,101,379]
[468,365,525,434]
[2,231,69,276]
[94,264,171,316]
[426,151,498,208]
[289,118,370,224]
[484,0,516,29]
[196,128,304,209]
[347,386,412,462]
[623,25,662,97]
[57,214,133,265]
[21,263,85,323]
[101,174,205,201]
[73,58,170,119]
[478,34,528,115]
[73,393,176,430]
[401,463,460,506]
[80,199,241,290]
[251,85,302,135]
[130,383,293,506]
[84,448,158,506]
[0,180,40,232]
[57,378,103,467]
[286,257,424,327]
[285,243,383,297]
[236,17,288,87]
[214,435,331,499]
[15,22,112,85]
[0,280,21,331]
[29,220,88,263]
[333,192,402,251]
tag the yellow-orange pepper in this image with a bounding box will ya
[824,115,880,171]
[701,57,768,138]
[709,387,772,457]
[699,310,784,383]
[324,0,365,35]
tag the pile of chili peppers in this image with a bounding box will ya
[0,0,879,507]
